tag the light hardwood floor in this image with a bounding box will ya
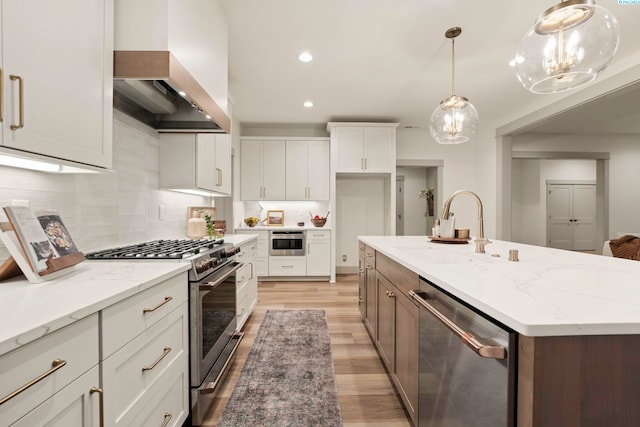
[201,275,412,426]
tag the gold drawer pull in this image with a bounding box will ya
[90,387,104,427]
[142,347,172,372]
[0,358,66,405]
[161,412,173,427]
[9,74,24,130]
[142,296,173,314]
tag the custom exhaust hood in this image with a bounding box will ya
[113,51,230,133]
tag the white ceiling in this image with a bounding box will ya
[219,0,640,132]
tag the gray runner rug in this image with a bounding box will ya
[217,310,342,427]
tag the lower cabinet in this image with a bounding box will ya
[236,237,258,330]
[12,366,101,427]
[363,245,377,339]
[101,273,189,427]
[269,256,306,276]
[306,230,330,276]
[358,242,366,316]
[0,314,100,426]
[359,242,418,426]
[236,230,269,277]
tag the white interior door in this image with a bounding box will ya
[572,185,596,251]
[547,184,596,251]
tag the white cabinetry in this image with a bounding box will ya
[285,140,330,200]
[0,314,100,426]
[240,139,286,200]
[269,256,306,276]
[306,230,331,276]
[235,237,258,330]
[101,273,189,427]
[159,133,231,196]
[0,0,113,168]
[329,123,397,173]
[236,230,269,277]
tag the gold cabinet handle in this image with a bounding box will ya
[142,296,173,314]
[90,387,104,427]
[216,168,222,187]
[0,359,66,405]
[161,412,173,427]
[9,75,24,130]
[142,347,172,372]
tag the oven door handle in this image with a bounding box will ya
[198,332,244,395]
[199,262,243,291]
[409,290,506,360]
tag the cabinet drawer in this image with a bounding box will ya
[235,262,249,284]
[102,303,188,426]
[0,314,98,426]
[102,272,188,358]
[12,365,100,427]
[306,230,330,240]
[269,257,306,275]
[376,252,418,296]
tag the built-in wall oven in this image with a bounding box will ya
[269,230,305,256]
[410,278,516,426]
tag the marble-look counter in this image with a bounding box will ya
[0,261,190,357]
[0,233,258,357]
[359,235,640,337]
[234,225,331,231]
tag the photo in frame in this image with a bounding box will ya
[266,210,284,226]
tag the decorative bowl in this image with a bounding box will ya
[244,217,259,227]
[311,218,327,227]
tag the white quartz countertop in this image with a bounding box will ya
[0,261,190,356]
[235,225,331,231]
[0,233,257,357]
[359,235,640,337]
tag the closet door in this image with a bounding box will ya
[547,184,596,251]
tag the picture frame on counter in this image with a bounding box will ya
[267,210,284,226]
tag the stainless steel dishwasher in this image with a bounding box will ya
[410,278,516,426]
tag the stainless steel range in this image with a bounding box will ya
[86,238,244,426]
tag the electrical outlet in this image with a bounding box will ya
[342,254,347,262]
[158,205,166,220]
[11,199,29,207]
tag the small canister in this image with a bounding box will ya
[508,249,519,262]
[455,228,470,239]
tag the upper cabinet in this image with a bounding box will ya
[159,133,231,196]
[328,123,398,173]
[240,139,286,200]
[0,0,114,168]
[114,0,228,119]
[285,140,330,201]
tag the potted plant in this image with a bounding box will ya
[419,188,435,216]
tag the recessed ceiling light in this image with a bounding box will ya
[178,90,187,97]
[298,52,313,62]
[303,101,314,108]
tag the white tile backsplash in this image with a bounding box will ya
[0,112,212,262]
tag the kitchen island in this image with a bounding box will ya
[359,235,640,427]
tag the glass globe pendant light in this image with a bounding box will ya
[429,27,479,145]
[513,0,619,94]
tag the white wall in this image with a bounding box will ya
[396,126,493,239]
[513,133,640,239]
[512,158,597,246]
[0,112,213,263]
[336,176,386,271]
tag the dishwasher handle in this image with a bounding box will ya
[409,290,506,360]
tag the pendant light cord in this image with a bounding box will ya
[451,38,456,96]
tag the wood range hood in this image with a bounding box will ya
[113,51,230,133]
